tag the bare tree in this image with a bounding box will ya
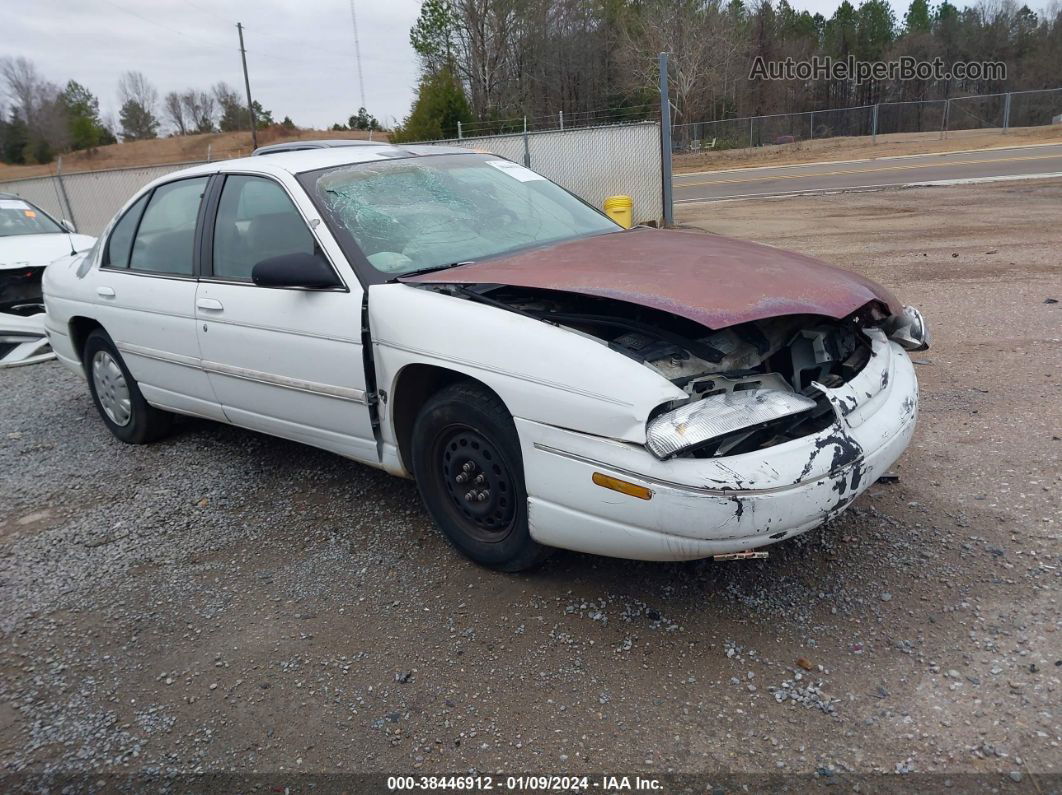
[1,56,69,158]
[117,71,160,141]
[1,56,57,130]
[181,90,216,133]
[117,71,159,116]
[163,90,188,134]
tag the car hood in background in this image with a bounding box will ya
[0,233,96,270]
[402,227,901,330]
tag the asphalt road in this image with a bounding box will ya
[673,141,1062,203]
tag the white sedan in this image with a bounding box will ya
[42,144,927,570]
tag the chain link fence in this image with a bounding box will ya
[672,87,1062,152]
[0,162,202,236]
[0,121,665,235]
[418,121,664,225]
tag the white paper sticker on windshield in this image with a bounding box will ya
[485,160,545,182]
[0,199,32,210]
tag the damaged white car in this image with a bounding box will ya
[2,193,94,366]
[42,146,927,570]
[1,193,94,314]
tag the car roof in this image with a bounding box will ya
[169,143,478,181]
[252,139,385,155]
[0,192,42,208]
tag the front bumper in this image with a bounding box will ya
[0,265,45,313]
[516,332,918,561]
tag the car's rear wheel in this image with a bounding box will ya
[411,382,551,571]
[84,329,172,444]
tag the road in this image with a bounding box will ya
[673,141,1062,203]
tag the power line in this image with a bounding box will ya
[97,0,234,52]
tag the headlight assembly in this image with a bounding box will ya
[886,305,929,351]
[645,389,817,460]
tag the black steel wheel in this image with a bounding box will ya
[435,426,517,543]
[411,382,551,571]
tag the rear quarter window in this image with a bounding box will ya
[103,193,149,269]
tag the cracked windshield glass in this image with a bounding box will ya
[309,153,618,276]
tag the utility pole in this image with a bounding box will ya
[659,52,674,228]
[236,22,258,150]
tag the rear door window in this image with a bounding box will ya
[128,177,208,276]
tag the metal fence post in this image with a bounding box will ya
[1002,92,1012,134]
[54,156,77,229]
[658,52,674,228]
[809,111,814,140]
[872,104,879,144]
[941,98,951,140]
[559,111,564,130]
[522,116,530,167]
[457,121,462,140]
[749,116,754,148]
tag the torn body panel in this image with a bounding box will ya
[0,312,56,368]
[403,227,901,330]
[516,336,917,560]
[366,283,688,472]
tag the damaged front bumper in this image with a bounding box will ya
[0,311,56,369]
[516,331,917,561]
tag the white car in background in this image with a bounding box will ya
[1,193,94,314]
[1,194,94,367]
[42,144,927,570]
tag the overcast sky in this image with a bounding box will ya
[7,0,965,133]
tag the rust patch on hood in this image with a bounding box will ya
[402,227,901,329]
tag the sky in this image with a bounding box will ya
[6,0,963,134]
[6,0,425,131]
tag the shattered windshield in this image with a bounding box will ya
[305,154,618,277]
[0,198,63,237]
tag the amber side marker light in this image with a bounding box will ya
[592,472,653,500]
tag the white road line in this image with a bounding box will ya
[672,140,1062,179]
[674,171,1062,205]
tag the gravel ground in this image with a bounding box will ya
[1,179,1060,789]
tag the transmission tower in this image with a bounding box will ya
[348,0,367,110]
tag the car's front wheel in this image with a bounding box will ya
[411,382,551,572]
[84,329,172,444]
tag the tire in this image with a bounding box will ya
[411,382,551,572]
[83,329,172,444]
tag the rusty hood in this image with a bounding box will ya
[401,227,901,330]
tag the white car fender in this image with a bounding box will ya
[368,283,686,453]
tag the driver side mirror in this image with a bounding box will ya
[251,252,342,290]
[60,218,76,233]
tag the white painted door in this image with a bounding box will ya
[93,175,225,421]
[194,174,377,462]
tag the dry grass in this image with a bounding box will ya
[0,127,389,180]
[4,122,1058,182]
[673,124,1062,173]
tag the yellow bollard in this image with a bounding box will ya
[603,195,633,228]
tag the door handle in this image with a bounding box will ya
[196,298,224,311]
[97,286,115,298]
